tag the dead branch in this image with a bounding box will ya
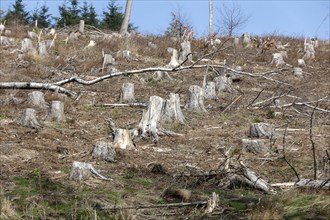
[101,201,208,211]
[310,104,318,180]
[94,102,147,108]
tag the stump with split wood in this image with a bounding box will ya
[27,91,47,109]
[179,40,192,63]
[185,85,207,113]
[113,128,136,150]
[271,53,285,67]
[162,93,185,124]
[120,83,135,103]
[46,101,65,122]
[19,108,41,129]
[249,123,275,139]
[92,141,116,162]
[242,139,270,154]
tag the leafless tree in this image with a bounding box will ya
[216,3,251,37]
[120,0,133,35]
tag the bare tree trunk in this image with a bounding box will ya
[209,0,213,36]
[120,0,133,35]
[79,20,85,34]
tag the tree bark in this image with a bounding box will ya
[19,108,41,129]
[184,85,207,113]
[119,83,135,103]
[120,0,133,35]
[46,101,65,122]
[214,75,232,92]
[204,81,217,100]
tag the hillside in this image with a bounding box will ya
[0,26,330,219]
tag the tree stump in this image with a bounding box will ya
[249,123,275,139]
[293,67,303,78]
[92,141,116,162]
[102,54,114,72]
[204,81,217,100]
[214,75,232,92]
[168,49,179,68]
[184,85,207,113]
[233,37,240,46]
[138,96,164,141]
[162,93,185,124]
[37,41,48,55]
[113,128,136,150]
[19,108,41,129]
[79,20,85,33]
[302,41,315,60]
[0,36,14,46]
[122,50,131,60]
[69,161,112,181]
[154,71,173,81]
[271,53,285,67]
[297,59,306,67]
[231,66,242,82]
[120,83,135,103]
[46,101,65,122]
[27,91,47,109]
[242,33,251,47]
[21,38,36,54]
[242,139,270,154]
[27,31,38,39]
[179,40,192,63]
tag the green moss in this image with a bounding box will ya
[229,200,246,211]
[0,113,8,119]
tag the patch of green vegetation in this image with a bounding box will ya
[60,166,70,174]
[51,121,64,129]
[229,200,246,211]
[252,117,263,123]
[146,76,157,85]
[111,108,119,115]
[106,190,122,203]
[0,113,8,119]
[266,109,275,119]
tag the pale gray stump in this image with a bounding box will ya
[293,67,303,78]
[214,75,232,92]
[233,37,240,46]
[242,139,270,154]
[138,96,165,141]
[120,83,135,103]
[37,41,48,55]
[297,59,306,67]
[249,123,275,139]
[27,31,38,39]
[230,66,242,82]
[154,71,173,81]
[69,161,112,182]
[123,50,131,60]
[113,128,136,150]
[79,20,85,33]
[184,85,207,113]
[242,33,251,47]
[4,30,11,35]
[179,40,192,63]
[271,53,285,67]
[27,91,47,109]
[92,141,116,162]
[21,38,36,54]
[46,101,65,122]
[19,108,41,129]
[0,36,14,45]
[102,54,114,72]
[168,49,180,68]
[162,93,185,124]
[204,81,217,100]
[148,42,157,49]
[0,23,5,34]
[302,42,315,60]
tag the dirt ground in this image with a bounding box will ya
[0,28,329,219]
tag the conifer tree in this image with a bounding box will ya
[101,0,124,31]
[80,1,99,27]
[30,4,52,28]
[4,0,30,25]
[56,0,81,27]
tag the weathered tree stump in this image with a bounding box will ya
[92,141,116,162]
[46,101,65,122]
[242,33,251,47]
[27,91,47,109]
[233,37,240,46]
[102,54,114,72]
[138,96,164,141]
[19,108,41,129]
[27,31,38,39]
[37,41,48,55]
[242,139,270,154]
[154,70,173,81]
[293,67,303,77]
[249,123,275,139]
[203,81,217,100]
[214,75,232,92]
[69,161,113,182]
[120,83,135,103]
[297,59,306,67]
[179,40,192,63]
[168,49,180,68]
[162,93,185,124]
[271,53,285,67]
[113,128,136,150]
[184,85,207,113]
[79,20,85,33]
[302,41,315,60]
[21,38,36,54]
[0,36,14,46]
[122,50,131,60]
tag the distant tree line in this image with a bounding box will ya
[1,0,136,31]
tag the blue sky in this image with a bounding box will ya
[0,0,329,39]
